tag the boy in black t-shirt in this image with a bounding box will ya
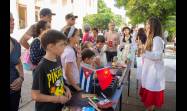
[32,30,71,111]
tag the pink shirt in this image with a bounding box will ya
[82,32,95,44]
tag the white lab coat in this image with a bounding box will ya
[141,36,165,91]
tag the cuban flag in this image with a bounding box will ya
[80,64,95,92]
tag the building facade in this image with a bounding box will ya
[10,0,98,41]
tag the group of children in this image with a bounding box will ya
[30,19,165,111]
[11,8,165,111]
[29,25,108,111]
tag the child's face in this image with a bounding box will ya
[72,31,80,44]
[96,42,105,49]
[51,40,66,56]
[84,56,95,65]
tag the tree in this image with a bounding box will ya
[83,13,113,30]
[83,0,124,30]
[98,0,112,13]
[113,14,124,28]
[164,15,176,41]
[114,0,176,41]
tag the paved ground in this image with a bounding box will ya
[18,44,176,111]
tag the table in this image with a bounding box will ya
[65,63,131,111]
[112,63,131,111]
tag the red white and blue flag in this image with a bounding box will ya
[80,65,95,92]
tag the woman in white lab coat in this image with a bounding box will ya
[140,17,165,111]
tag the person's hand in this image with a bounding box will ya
[64,86,72,100]
[74,44,80,51]
[75,85,82,92]
[94,56,101,67]
[145,27,150,37]
[10,77,23,91]
[58,96,69,104]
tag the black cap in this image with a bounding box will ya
[65,13,78,20]
[40,8,56,16]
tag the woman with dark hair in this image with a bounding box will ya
[61,26,81,93]
[139,17,165,111]
[10,12,24,111]
[119,27,132,63]
[122,27,132,43]
[29,20,51,67]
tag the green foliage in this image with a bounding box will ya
[83,13,113,30]
[83,0,124,30]
[98,0,112,13]
[114,14,123,27]
[164,15,176,41]
[114,0,176,41]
